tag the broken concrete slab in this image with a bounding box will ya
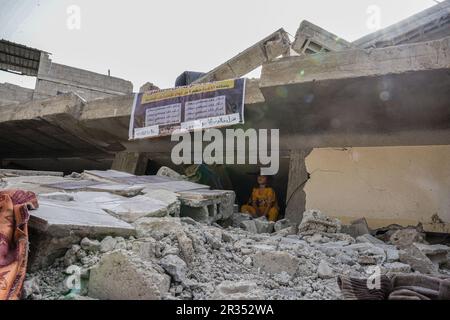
[192,29,290,84]
[298,209,341,235]
[84,183,144,197]
[30,199,135,237]
[100,195,172,223]
[142,180,210,193]
[132,216,186,240]
[82,169,135,183]
[39,192,74,202]
[413,243,450,267]
[292,20,352,55]
[0,168,63,177]
[28,199,135,270]
[1,175,70,195]
[88,251,170,300]
[399,245,439,274]
[178,189,235,223]
[390,228,426,249]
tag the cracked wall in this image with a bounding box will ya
[304,145,450,233]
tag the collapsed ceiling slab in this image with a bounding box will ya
[291,20,352,55]
[192,28,291,84]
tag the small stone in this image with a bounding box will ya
[222,232,236,243]
[64,245,81,267]
[254,217,275,234]
[274,219,291,232]
[23,277,40,299]
[382,262,411,273]
[204,232,221,250]
[80,238,101,252]
[160,254,187,283]
[211,280,262,300]
[100,236,117,253]
[317,260,334,279]
[240,220,257,233]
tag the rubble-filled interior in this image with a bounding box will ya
[1,1,450,301]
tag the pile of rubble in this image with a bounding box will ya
[20,206,450,300]
[2,169,449,300]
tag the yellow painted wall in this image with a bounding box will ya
[305,145,450,233]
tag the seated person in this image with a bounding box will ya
[241,175,279,222]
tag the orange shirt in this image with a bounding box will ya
[249,187,277,213]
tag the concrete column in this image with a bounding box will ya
[111,152,149,175]
[285,149,311,224]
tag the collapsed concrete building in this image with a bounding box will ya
[1,1,450,235]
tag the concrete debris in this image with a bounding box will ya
[80,237,101,252]
[356,234,385,246]
[253,251,299,276]
[22,277,41,299]
[298,209,342,235]
[240,220,258,233]
[412,243,450,267]
[23,208,450,301]
[254,217,275,234]
[157,166,184,179]
[342,218,371,238]
[317,260,334,279]
[100,236,118,253]
[211,280,262,300]
[399,245,439,274]
[274,218,291,232]
[382,262,412,274]
[292,20,352,55]
[192,29,290,84]
[39,192,74,202]
[88,251,171,300]
[159,254,187,283]
[390,228,426,249]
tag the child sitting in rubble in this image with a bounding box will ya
[241,175,279,222]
